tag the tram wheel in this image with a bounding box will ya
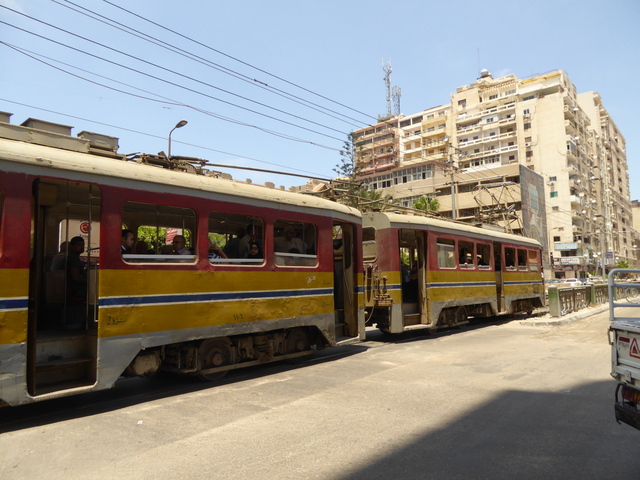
[455,307,468,327]
[285,328,312,364]
[198,338,236,381]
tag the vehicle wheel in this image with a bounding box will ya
[455,307,467,327]
[198,338,236,381]
[285,328,312,364]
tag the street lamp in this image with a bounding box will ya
[168,119,188,158]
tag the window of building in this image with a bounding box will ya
[208,212,264,264]
[437,239,456,268]
[123,202,197,263]
[523,108,530,115]
[549,176,557,182]
[523,95,535,101]
[273,220,317,267]
[489,94,498,100]
[550,191,558,198]
[524,122,531,129]
[552,206,559,212]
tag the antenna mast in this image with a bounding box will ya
[392,86,402,116]
[383,59,392,118]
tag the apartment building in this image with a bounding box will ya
[353,70,633,278]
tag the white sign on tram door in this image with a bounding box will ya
[58,219,101,256]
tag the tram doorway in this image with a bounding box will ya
[493,242,504,313]
[27,179,99,396]
[333,222,359,341]
[399,230,427,326]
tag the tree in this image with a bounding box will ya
[413,195,440,212]
[356,187,395,212]
[333,132,362,208]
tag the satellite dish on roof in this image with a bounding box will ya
[480,69,491,78]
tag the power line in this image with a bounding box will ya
[0,8,347,143]
[2,43,342,152]
[100,0,378,123]
[55,0,367,128]
[0,98,334,179]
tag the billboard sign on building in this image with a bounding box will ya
[520,165,548,250]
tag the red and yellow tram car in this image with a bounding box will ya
[362,212,545,333]
[0,119,364,406]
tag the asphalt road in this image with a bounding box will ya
[1,310,638,479]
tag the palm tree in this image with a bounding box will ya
[356,187,395,212]
[413,195,440,212]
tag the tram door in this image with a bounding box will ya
[27,179,99,396]
[333,222,358,340]
[493,242,504,312]
[399,229,426,325]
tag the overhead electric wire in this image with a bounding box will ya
[0,98,334,179]
[100,0,378,123]
[2,42,342,152]
[0,7,347,143]
[55,0,366,129]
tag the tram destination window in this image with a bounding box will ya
[274,220,317,267]
[122,201,196,263]
[437,238,456,269]
[208,212,264,265]
[477,243,491,269]
[362,227,377,262]
[504,247,516,270]
[458,241,474,268]
[517,249,528,271]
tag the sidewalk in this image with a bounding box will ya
[519,304,610,327]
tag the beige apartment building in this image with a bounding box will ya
[353,70,633,279]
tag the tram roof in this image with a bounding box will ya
[0,135,361,221]
[363,211,542,247]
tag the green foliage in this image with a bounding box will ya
[413,195,440,212]
[615,259,631,269]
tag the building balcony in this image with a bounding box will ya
[359,159,398,174]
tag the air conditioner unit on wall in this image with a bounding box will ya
[525,143,531,147]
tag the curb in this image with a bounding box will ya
[519,304,610,326]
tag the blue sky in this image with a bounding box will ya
[1,0,639,197]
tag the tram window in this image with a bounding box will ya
[123,202,196,263]
[274,220,317,267]
[517,249,527,271]
[477,243,491,269]
[208,212,264,265]
[528,249,539,271]
[458,241,474,268]
[362,227,376,262]
[504,247,516,270]
[437,238,456,269]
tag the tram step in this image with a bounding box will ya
[35,356,94,386]
[35,333,90,364]
[335,321,345,338]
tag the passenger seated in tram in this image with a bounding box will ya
[247,242,263,259]
[172,235,191,255]
[134,240,154,254]
[274,224,306,254]
[208,238,228,260]
[121,229,135,254]
[238,224,263,258]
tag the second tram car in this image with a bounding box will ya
[362,212,545,333]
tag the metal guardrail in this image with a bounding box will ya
[548,283,607,317]
[608,269,640,323]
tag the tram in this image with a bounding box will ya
[362,211,545,333]
[0,119,364,406]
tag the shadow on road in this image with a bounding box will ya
[0,343,370,433]
[340,380,640,479]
